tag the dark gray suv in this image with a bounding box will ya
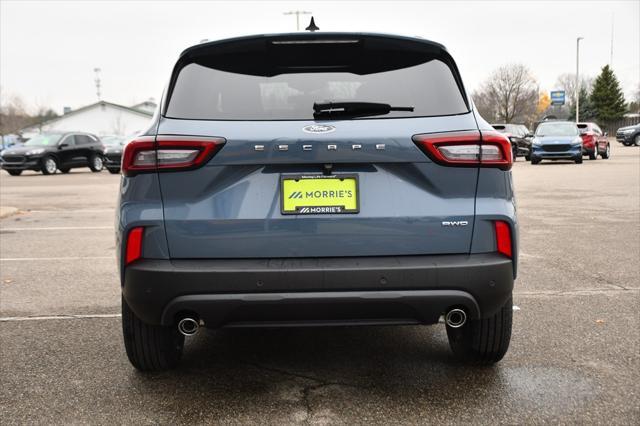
[117,32,517,371]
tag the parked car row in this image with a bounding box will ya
[0,132,128,175]
[490,121,615,165]
[0,120,636,176]
[615,123,640,146]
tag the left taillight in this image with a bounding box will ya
[122,135,226,176]
[125,227,144,265]
[412,130,512,170]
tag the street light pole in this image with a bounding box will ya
[575,37,583,123]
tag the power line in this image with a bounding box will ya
[283,10,311,31]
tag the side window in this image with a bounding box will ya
[60,135,75,146]
[75,135,92,145]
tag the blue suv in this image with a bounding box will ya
[117,33,517,371]
[530,121,583,164]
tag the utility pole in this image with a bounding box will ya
[610,13,614,66]
[283,10,311,31]
[575,37,583,123]
[93,67,102,101]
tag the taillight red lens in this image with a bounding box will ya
[122,135,225,176]
[412,130,512,170]
[125,227,144,265]
[495,221,512,258]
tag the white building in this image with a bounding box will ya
[21,101,153,138]
[131,100,157,114]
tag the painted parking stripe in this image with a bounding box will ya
[0,314,121,322]
[0,226,112,231]
[27,209,115,213]
[0,256,113,261]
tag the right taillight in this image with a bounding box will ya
[122,135,226,176]
[412,130,512,170]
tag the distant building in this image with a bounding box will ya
[131,100,158,115]
[20,101,153,138]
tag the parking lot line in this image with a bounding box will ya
[0,226,113,231]
[0,256,113,261]
[27,209,115,213]
[0,314,121,322]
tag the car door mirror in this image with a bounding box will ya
[58,142,69,149]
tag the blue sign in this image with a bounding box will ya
[550,91,565,105]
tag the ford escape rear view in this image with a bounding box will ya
[117,32,517,371]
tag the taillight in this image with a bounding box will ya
[495,221,512,258]
[412,130,512,170]
[122,135,225,176]
[125,227,144,265]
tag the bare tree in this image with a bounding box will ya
[473,64,539,124]
[555,73,593,107]
[0,92,32,135]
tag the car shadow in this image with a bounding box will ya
[124,326,507,420]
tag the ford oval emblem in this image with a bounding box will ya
[303,124,336,134]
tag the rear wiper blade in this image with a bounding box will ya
[313,101,414,118]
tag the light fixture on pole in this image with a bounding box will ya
[575,37,583,123]
[93,67,102,101]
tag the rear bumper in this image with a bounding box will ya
[122,253,514,327]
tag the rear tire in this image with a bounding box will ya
[121,297,184,371]
[447,296,513,364]
[89,154,103,172]
[635,135,640,146]
[41,156,58,175]
[601,144,610,159]
[588,149,597,160]
[531,158,540,165]
[6,170,22,176]
[575,156,583,164]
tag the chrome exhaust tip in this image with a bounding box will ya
[445,309,467,328]
[177,317,200,336]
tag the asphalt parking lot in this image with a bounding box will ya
[1,141,638,424]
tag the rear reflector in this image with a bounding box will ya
[412,130,512,170]
[125,227,144,265]
[122,135,226,176]
[495,221,512,258]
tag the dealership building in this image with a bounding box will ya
[20,100,155,139]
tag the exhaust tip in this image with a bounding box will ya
[177,317,200,336]
[445,309,467,328]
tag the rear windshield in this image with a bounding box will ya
[166,37,469,120]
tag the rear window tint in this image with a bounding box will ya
[166,39,469,120]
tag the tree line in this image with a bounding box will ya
[0,94,58,136]
[473,64,637,126]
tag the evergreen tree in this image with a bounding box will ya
[590,65,627,122]
[569,86,595,121]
